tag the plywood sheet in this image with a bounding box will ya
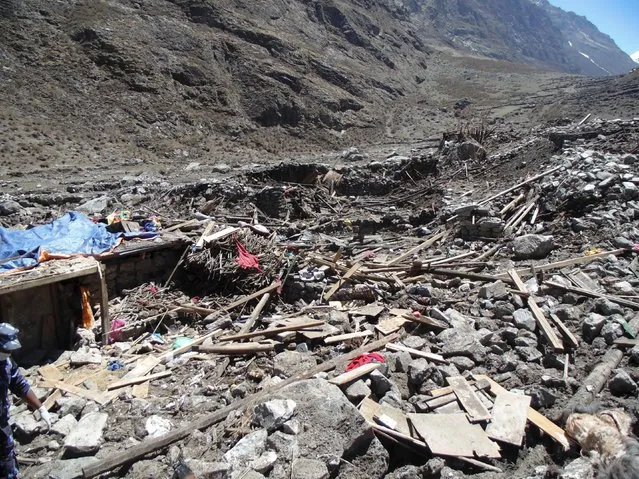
[408,413,500,458]
[485,391,530,446]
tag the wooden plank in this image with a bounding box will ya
[219,320,325,342]
[485,391,531,446]
[107,370,172,390]
[202,226,239,244]
[423,380,490,411]
[324,330,374,344]
[197,342,275,354]
[38,364,63,382]
[408,413,501,458]
[98,355,162,405]
[613,338,639,347]
[352,304,385,318]
[446,376,492,423]
[473,374,571,450]
[404,314,449,330]
[375,316,408,335]
[97,264,110,344]
[329,363,380,386]
[385,343,448,364]
[508,269,564,353]
[159,329,225,363]
[324,262,362,301]
[545,280,639,310]
[549,314,579,349]
[0,259,99,296]
[195,221,216,248]
[82,333,400,478]
[386,230,447,266]
[131,382,149,399]
[180,282,281,315]
[41,381,108,405]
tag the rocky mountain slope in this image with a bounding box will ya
[407,0,637,76]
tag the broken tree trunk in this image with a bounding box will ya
[82,333,399,478]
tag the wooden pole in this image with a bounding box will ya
[97,264,110,345]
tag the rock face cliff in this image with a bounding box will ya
[408,0,636,76]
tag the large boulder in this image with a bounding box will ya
[268,379,388,479]
[511,235,554,260]
[63,412,108,456]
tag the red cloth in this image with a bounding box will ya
[346,352,385,371]
[235,238,263,272]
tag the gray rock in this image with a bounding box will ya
[0,199,22,216]
[145,415,173,438]
[76,196,110,214]
[51,414,78,437]
[512,234,554,260]
[479,281,509,300]
[629,345,639,365]
[253,399,296,431]
[401,336,426,350]
[267,379,375,471]
[345,380,371,402]
[291,458,329,479]
[622,154,637,165]
[559,457,594,479]
[386,352,412,373]
[512,309,536,332]
[407,358,430,386]
[582,313,606,343]
[267,431,298,458]
[187,460,230,479]
[595,298,624,316]
[613,236,635,249]
[447,356,475,372]
[609,369,637,396]
[369,370,393,397]
[553,306,580,322]
[55,397,87,419]
[438,331,487,363]
[457,140,486,161]
[601,321,624,344]
[527,386,556,408]
[442,308,475,331]
[69,347,102,366]
[493,300,515,319]
[224,430,268,470]
[516,347,543,363]
[63,412,108,456]
[514,336,538,348]
[250,451,278,474]
[48,457,99,479]
[273,351,318,378]
[13,413,43,438]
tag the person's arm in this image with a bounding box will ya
[9,359,51,428]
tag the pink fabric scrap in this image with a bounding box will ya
[346,352,385,371]
[235,238,263,273]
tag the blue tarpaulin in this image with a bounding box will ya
[1,212,126,272]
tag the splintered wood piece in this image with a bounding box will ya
[358,397,411,436]
[446,376,492,423]
[352,304,385,318]
[324,330,373,344]
[218,320,325,342]
[485,391,531,446]
[329,363,381,386]
[386,343,448,364]
[473,374,571,450]
[424,380,490,411]
[508,269,564,352]
[614,338,639,347]
[197,342,275,354]
[549,313,579,349]
[386,230,447,266]
[408,413,501,458]
[299,324,340,340]
[375,316,408,335]
[131,381,149,399]
[324,262,362,301]
[38,364,63,382]
[40,381,107,405]
[107,370,172,390]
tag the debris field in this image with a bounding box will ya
[2,116,639,479]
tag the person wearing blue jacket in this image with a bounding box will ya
[0,323,51,479]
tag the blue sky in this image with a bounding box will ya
[548,0,638,55]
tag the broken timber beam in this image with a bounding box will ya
[544,280,639,310]
[323,262,362,301]
[82,333,400,478]
[508,270,564,353]
[562,348,623,417]
[386,230,447,266]
[218,320,325,342]
[179,282,280,315]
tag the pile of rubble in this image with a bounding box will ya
[3,117,639,479]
